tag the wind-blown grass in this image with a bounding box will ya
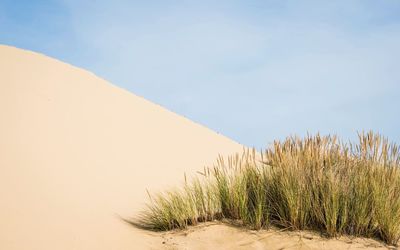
[137,132,400,245]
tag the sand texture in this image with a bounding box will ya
[155,223,392,250]
[0,45,392,249]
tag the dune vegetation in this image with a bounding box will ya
[137,132,400,245]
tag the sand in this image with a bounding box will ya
[156,223,391,250]
[0,45,392,249]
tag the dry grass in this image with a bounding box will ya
[136,131,400,246]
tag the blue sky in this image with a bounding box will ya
[1,0,399,148]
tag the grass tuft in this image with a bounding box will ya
[136,131,400,246]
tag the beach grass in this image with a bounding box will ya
[137,131,400,245]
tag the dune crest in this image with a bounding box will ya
[0,45,241,250]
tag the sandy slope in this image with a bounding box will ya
[0,45,242,250]
[0,45,391,250]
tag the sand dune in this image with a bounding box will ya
[0,45,390,249]
[0,45,242,249]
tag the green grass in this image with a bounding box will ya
[136,132,400,246]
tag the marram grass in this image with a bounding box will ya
[136,132,400,246]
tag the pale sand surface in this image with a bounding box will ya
[154,223,391,250]
[0,45,392,249]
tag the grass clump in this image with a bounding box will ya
[136,131,400,245]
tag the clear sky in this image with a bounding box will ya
[1,0,399,148]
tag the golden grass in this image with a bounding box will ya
[137,132,400,246]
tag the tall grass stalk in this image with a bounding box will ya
[137,132,400,245]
